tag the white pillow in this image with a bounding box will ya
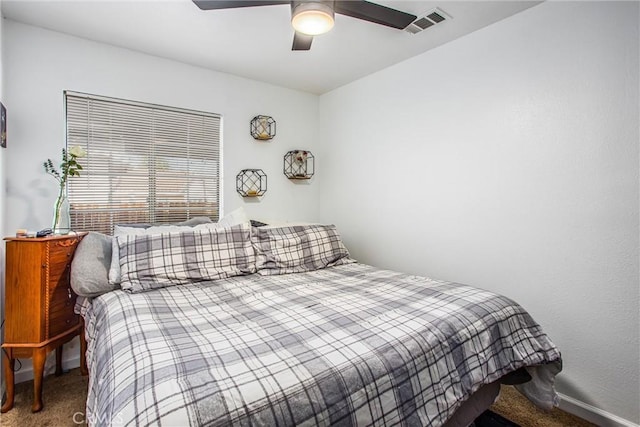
[107,208,250,285]
[217,207,249,228]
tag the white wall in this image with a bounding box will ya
[2,19,320,379]
[4,20,320,233]
[318,2,639,425]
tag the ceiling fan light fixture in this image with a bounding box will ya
[291,2,335,36]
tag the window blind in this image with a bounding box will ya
[65,92,221,235]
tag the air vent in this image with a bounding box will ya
[427,11,446,23]
[413,17,434,30]
[405,7,451,34]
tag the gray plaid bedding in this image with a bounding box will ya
[80,263,561,427]
[119,224,256,293]
[252,225,354,275]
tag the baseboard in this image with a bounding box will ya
[558,392,639,427]
[14,355,81,385]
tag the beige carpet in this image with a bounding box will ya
[1,369,89,427]
[491,386,595,427]
[1,369,595,426]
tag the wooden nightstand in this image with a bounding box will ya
[1,232,87,413]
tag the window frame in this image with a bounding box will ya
[65,91,222,235]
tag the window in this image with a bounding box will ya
[65,92,221,235]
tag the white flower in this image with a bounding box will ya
[44,146,87,186]
[69,145,87,158]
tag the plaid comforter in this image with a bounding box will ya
[81,263,561,426]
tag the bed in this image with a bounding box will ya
[72,222,562,426]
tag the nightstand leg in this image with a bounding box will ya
[80,320,88,376]
[55,346,63,376]
[1,350,15,413]
[31,348,46,413]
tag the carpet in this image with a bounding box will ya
[491,386,596,427]
[1,369,596,426]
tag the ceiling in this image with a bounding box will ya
[1,0,541,94]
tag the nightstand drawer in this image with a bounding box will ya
[49,302,78,337]
[49,312,78,338]
[49,246,74,266]
[47,265,72,295]
[47,255,71,283]
[48,278,77,338]
[49,283,74,307]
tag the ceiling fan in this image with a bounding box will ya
[192,0,417,51]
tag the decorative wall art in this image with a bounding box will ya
[250,115,276,140]
[284,150,314,179]
[236,169,267,197]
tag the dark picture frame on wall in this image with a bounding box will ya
[1,102,6,148]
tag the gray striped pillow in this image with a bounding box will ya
[119,223,255,293]
[252,224,354,275]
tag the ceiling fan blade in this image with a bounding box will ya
[334,0,416,30]
[292,32,313,50]
[193,0,289,11]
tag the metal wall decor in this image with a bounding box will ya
[250,115,276,140]
[284,150,314,179]
[236,169,267,197]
